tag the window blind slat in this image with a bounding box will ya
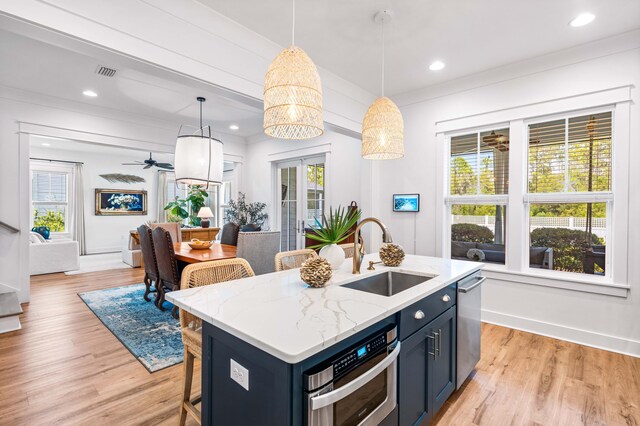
[528,112,612,194]
[450,128,509,196]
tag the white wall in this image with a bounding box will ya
[31,143,162,254]
[372,37,640,356]
[0,87,247,302]
[244,131,366,232]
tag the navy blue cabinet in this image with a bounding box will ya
[398,293,457,426]
[429,306,456,415]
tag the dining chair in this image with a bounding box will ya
[150,222,182,243]
[219,222,240,246]
[275,249,318,272]
[151,226,181,318]
[340,235,364,259]
[236,231,280,275]
[178,258,255,426]
[137,224,159,302]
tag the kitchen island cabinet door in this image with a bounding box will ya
[398,327,432,426]
[429,306,457,415]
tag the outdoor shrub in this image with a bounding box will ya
[530,227,603,273]
[33,210,64,233]
[451,223,494,243]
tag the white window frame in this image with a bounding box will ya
[444,123,510,268]
[523,107,614,280]
[437,94,631,297]
[30,160,76,239]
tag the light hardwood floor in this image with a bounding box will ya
[1,269,638,425]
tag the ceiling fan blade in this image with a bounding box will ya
[143,164,153,169]
[122,163,144,165]
[155,163,174,168]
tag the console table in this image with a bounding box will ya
[181,227,220,241]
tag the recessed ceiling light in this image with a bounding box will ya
[569,13,595,27]
[229,124,239,131]
[41,143,50,147]
[429,61,445,71]
[82,90,98,97]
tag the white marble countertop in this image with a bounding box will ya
[167,254,482,363]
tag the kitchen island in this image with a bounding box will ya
[167,254,482,425]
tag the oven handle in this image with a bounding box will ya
[310,341,401,411]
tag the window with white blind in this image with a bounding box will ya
[448,128,509,265]
[526,111,612,275]
[31,162,74,235]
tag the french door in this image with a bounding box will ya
[277,156,325,251]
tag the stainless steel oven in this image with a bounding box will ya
[304,325,400,426]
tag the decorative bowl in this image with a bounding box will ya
[188,239,213,250]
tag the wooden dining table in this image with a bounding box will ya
[173,242,237,264]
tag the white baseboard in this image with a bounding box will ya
[85,246,121,255]
[0,282,16,294]
[482,309,640,359]
[0,315,21,334]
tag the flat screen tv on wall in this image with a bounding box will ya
[393,194,420,212]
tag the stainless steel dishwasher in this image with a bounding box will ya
[456,271,485,389]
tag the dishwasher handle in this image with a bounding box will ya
[458,276,486,293]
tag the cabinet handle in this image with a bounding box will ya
[427,334,436,359]
[433,331,440,358]
[414,310,425,320]
[442,294,451,303]
[438,328,442,358]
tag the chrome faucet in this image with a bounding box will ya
[352,217,393,274]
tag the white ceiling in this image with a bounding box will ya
[30,135,175,161]
[0,29,264,137]
[198,0,640,96]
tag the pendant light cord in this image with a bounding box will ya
[381,19,385,97]
[199,100,204,136]
[292,0,296,46]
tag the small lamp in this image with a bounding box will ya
[197,207,214,228]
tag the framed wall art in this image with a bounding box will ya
[393,193,420,212]
[95,189,147,215]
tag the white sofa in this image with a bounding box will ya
[122,231,143,268]
[29,232,80,275]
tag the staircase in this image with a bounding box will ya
[0,284,22,333]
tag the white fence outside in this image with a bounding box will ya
[453,215,607,240]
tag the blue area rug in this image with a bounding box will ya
[79,283,183,372]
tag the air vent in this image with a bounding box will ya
[95,65,117,78]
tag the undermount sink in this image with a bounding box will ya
[342,271,436,297]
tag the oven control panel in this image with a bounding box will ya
[333,331,389,377]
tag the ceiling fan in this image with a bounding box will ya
[122,152,174,170]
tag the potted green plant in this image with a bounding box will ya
[163,185,209,226]
[306,205,361,269]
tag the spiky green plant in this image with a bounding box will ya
[306,206,361,249]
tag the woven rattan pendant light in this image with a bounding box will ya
[263,0,324,140]
[362,10,404,160]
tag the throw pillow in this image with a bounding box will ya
[467,248,485,262]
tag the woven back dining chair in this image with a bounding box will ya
[178,258,255,426]
[274,249,318,272]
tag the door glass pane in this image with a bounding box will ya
[306,163,324,227]
[280,167,297,251]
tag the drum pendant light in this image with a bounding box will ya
[362,11,404,160]
[263,0,324,140]
[174,97,223,186]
